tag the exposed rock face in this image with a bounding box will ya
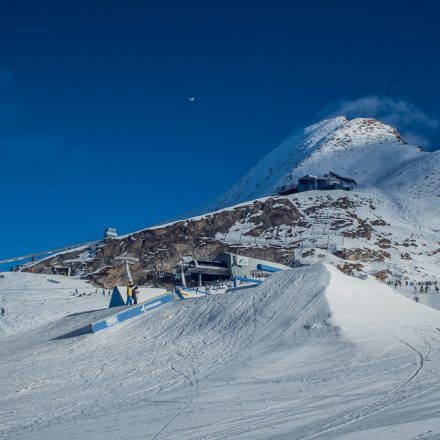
[28,188,440,292]
[333,248,391,262]
[29,198,302,288]
[373,270,390,281]
[337,262,365,276]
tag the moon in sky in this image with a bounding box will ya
[188,97,195,102]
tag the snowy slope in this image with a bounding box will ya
[0,271,109,338]
[203,117,425,213]
[2,265,440,439]
[202,117,346,212]
[277,118,425,191]
[378,150,440,228]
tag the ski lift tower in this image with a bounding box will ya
[114,256,139,284]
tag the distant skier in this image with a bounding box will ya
[126,282,134,305]
[1,307,4,316]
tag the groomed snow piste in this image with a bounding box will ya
[1,265,440,439]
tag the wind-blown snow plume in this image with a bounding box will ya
[322,96,439,150]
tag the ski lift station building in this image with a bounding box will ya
[175,252,288,287]
[105,228,118,239]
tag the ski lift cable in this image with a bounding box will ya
[0,237,101,266]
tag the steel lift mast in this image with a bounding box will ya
[114,256,139,283]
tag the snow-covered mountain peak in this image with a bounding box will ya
[317,117,406,153]
[201,116,424,213]
[301,115,348,150]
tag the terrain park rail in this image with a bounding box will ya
[175,287,209,299]
[257,264,282,273]
[233,276,262,288]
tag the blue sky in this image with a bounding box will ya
[1,0,440,264]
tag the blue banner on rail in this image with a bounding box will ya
[91,293,173,333]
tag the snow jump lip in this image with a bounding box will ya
[90,293,174,333]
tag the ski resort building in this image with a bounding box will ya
[51,266,72,276]
[175,252,287,287]
[105,227,118,239]
[297,171,357,192]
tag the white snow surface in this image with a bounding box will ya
[0,272,109,338]
[202,117,425,213]
[2,265,440,439]
[378,150,440,228]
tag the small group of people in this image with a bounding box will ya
[417,284,439,294]
[386,278,439,293]
[126,282,140,305]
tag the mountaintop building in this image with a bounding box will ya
[297,171,357,193]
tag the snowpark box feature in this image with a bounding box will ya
[92,292,174,333]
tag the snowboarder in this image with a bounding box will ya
[126,282,134,305]
[132,286,139,305]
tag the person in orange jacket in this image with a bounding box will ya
[126,281,134,305]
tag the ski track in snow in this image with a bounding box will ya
[2,266,440,439]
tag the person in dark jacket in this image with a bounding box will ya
[132,286,139,305]
[1,307,4,316]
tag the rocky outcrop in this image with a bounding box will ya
[28,188,440,292]
[29,198,302,288]
[333,248,391,262]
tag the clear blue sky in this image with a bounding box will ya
[1,0,440,263]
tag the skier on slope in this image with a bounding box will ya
[1,307,4,316]
[126,281,134,305]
